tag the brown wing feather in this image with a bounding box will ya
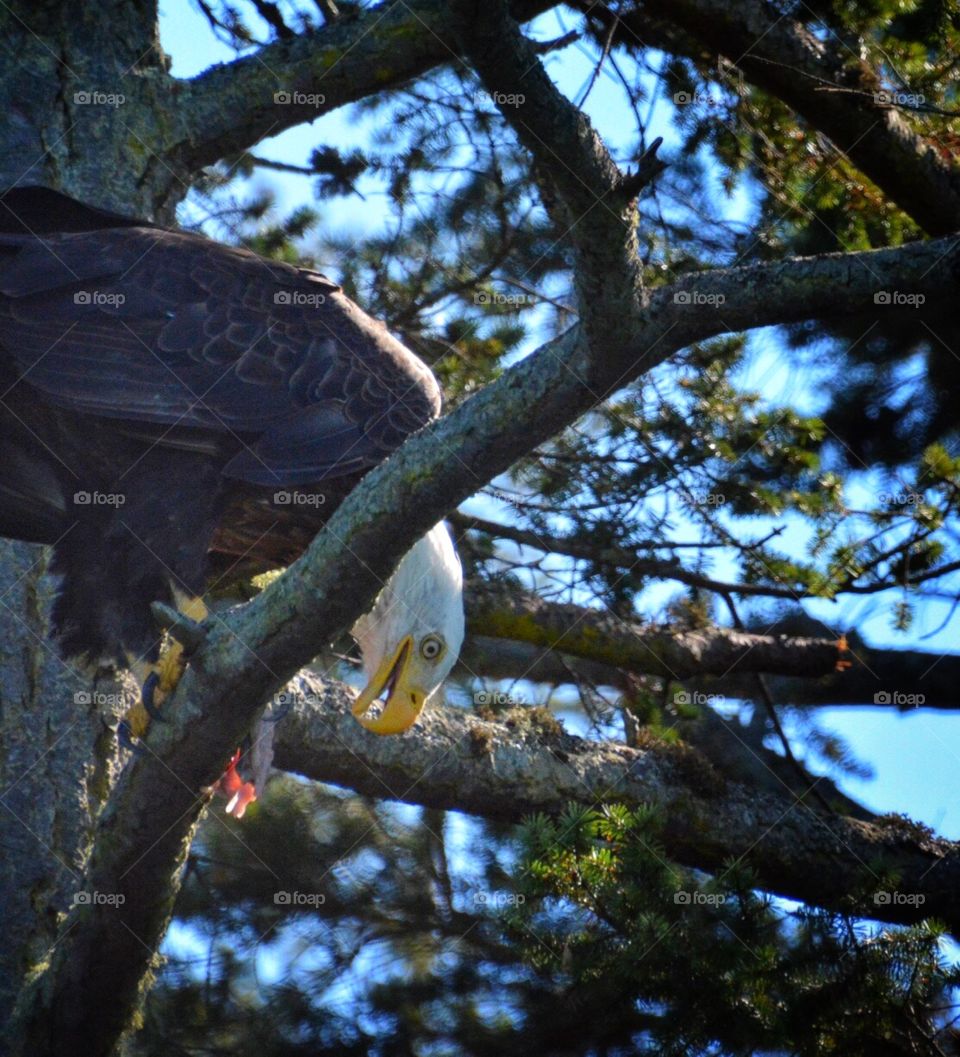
[0,225,440,483]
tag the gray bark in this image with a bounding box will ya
[460,597,960,710]
[0,0,557,219]
[0,541,131,1024]
[270,672,960,932]
[466,582,847,679]
[0,2,172,217]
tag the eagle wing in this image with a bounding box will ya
[0,225,440,485]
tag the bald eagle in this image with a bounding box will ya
[0,186,463,755]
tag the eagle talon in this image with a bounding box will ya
[141,671,168,724]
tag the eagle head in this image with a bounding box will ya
[350,522,464,734]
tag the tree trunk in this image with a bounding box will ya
[0,540,130,1024]
[0,0,173,1031]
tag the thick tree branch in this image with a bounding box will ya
[460,632,873,811]
[266,675,960,933]
[462,628,960,711]
[175,0,554,172]
[466,582,845,680]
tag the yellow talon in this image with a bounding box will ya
[123,699,151,740]
[155,639,187,694]
[122,593,208,741]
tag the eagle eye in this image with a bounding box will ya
[420,634,445,661]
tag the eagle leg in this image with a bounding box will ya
[120,643,187,744]
[120,594,208,746]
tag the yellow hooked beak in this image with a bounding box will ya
[352,635,428,735]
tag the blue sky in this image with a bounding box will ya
[158,1,960,839]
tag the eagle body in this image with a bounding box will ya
[0,188,440,666]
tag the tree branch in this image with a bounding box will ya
[177,0,960,237]
[175,0,555,172]
[266,674,960,934]
[466,582,845,680]
[454,512,960,602]
[700,627,960,712]
[447,0,647,351]
[592,0,960,235]
[459,629,960,713]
